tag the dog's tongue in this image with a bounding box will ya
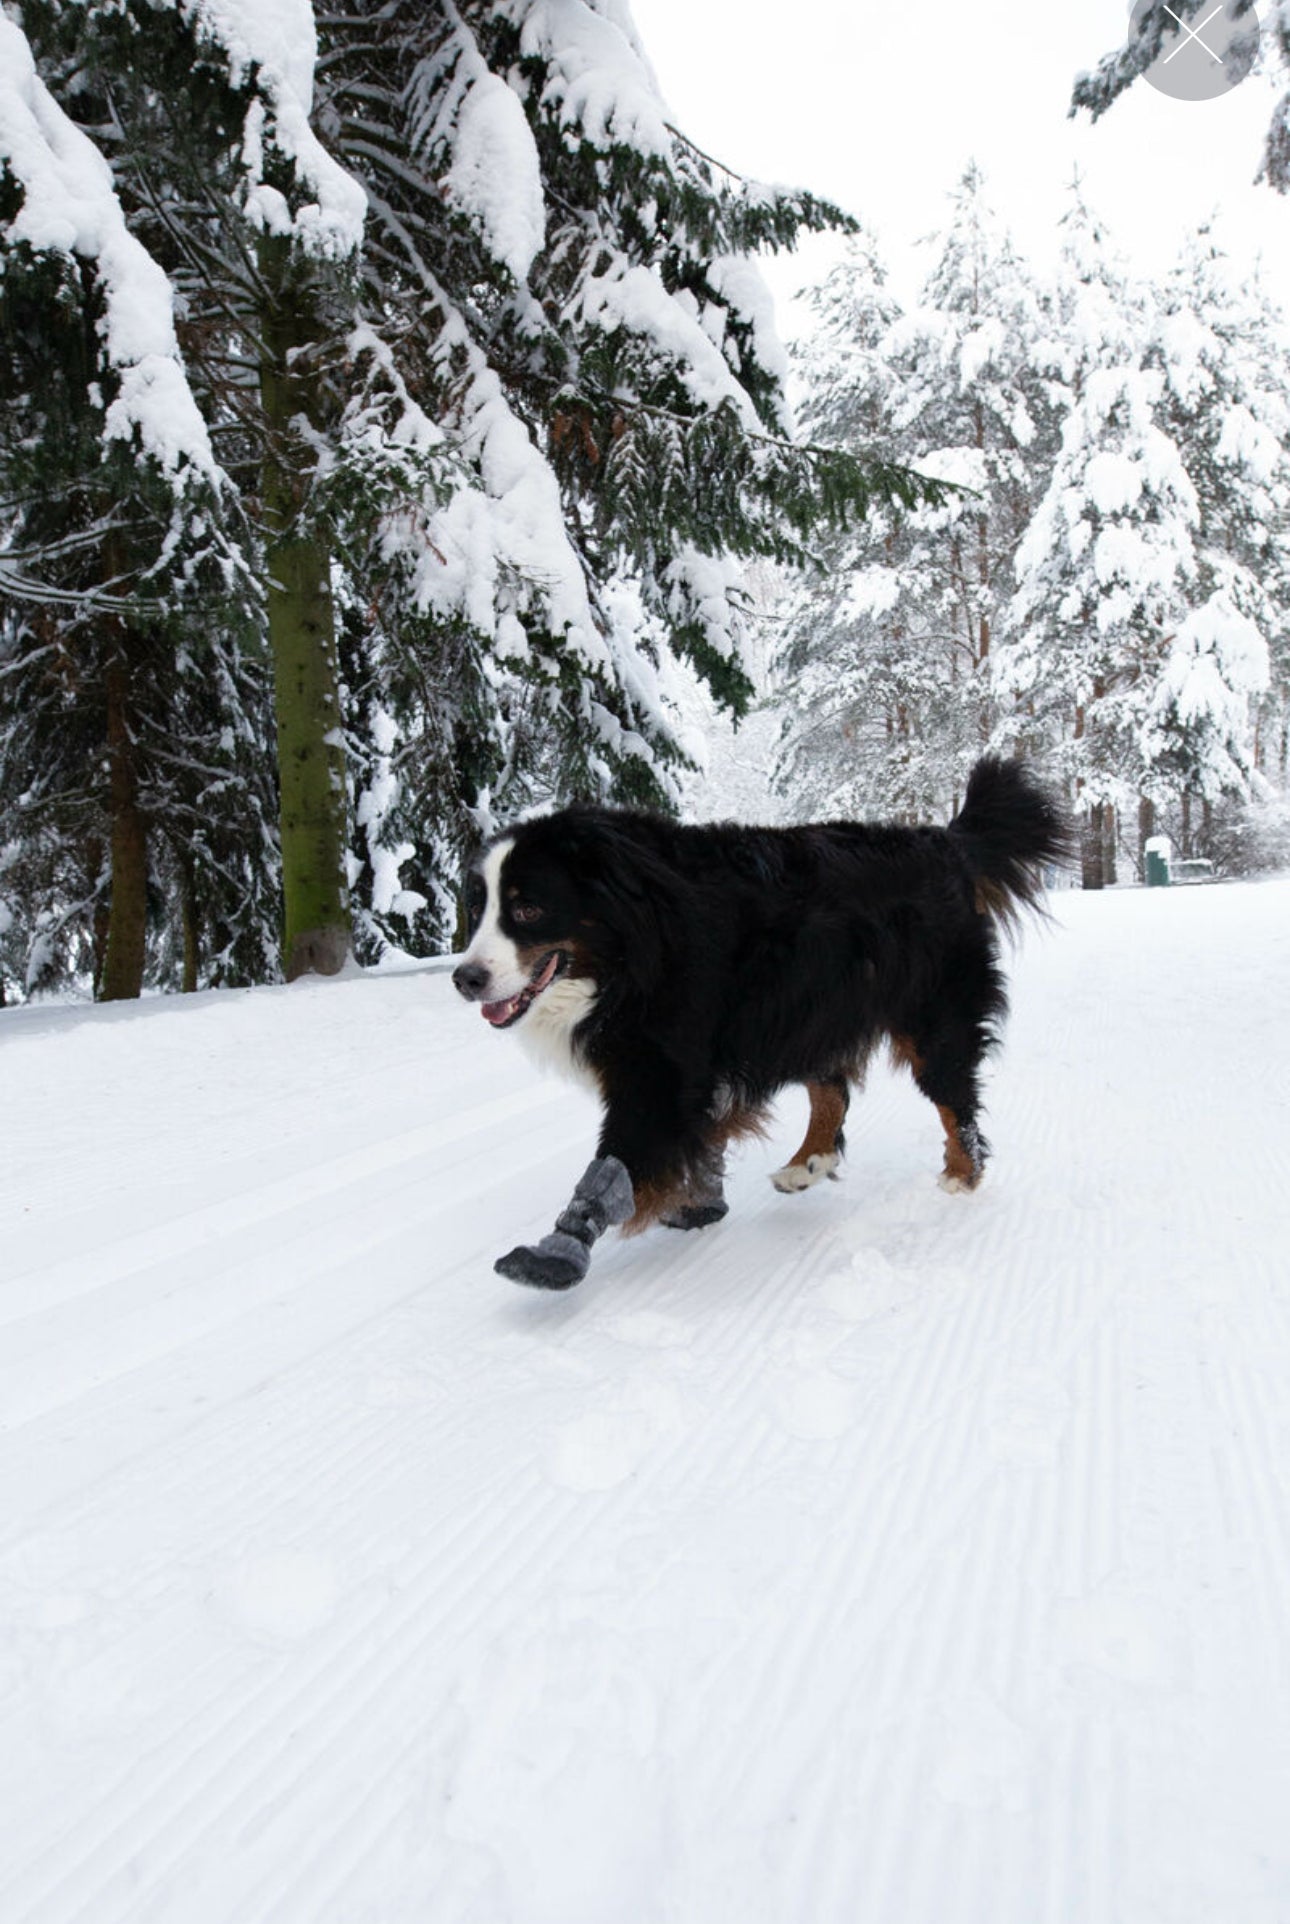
[530,953,560,996]
[481,994,521,1027]
[480,954,560,1028]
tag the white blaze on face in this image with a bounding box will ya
[460,836,529,1001]
[458,830,599,1075]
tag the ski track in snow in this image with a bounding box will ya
[2,882,1290,1922]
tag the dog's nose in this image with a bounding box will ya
[453,960,490,1000]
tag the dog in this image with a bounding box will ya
[453,756,1070,1289]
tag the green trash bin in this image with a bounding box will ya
[1144,839,1171,887]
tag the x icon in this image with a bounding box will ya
[1161,3,1225,63]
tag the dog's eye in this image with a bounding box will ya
[512,903,543,925]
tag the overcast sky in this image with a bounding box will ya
[629,0,1290,329]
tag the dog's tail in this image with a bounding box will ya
[949,757,1073,926]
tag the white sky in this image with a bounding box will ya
[628,0,1290,331]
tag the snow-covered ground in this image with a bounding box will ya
[2,878,1290,1924]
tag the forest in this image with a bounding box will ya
[776,165,1290,889]
[2,0,1287,1001]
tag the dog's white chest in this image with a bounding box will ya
[516,977,600,1092]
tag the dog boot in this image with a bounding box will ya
[494,1155,635,1290]
[661,1158,728,1231]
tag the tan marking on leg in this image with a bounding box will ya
[625,1103,770,1233]
[889,1032,926,1079]
[790,1081,848,1165]
[623,1175,684,1236]
[893,1034,985,1191]
[937,1104,981,1190]
[772,1080,847,1193]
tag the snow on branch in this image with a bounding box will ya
[575,262,762,426]
[446,69,545,282]
[180,0,366,251]
[510,0,674,158]
[1072,0,1290,191]
[415,355,606,665]
[0,14,217,480]
[1072,0,1260,118]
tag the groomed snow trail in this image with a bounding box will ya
[2,881,1290,1924]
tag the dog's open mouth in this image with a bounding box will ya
[481,951,566,1029]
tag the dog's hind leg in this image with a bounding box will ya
[661,1141,729,1232]
[891,1031,990,1192]
[771,1076,850,1194]
[664,1097,773,1227]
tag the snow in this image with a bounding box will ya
[956,315,1004,389]
[516,0,674,158]
[707,253,792,428]
[446,73,545,283]
[183,0,367,254]
[1144,591,1271,790]
[413,364,604,668]
[3,879,1290,1919]
[0,16,217,479]
[1083,448,1143,515]
[1169,594,1270,707]
[664,545,746,661]
[1215,402,1281,485]
[576,261,760,425]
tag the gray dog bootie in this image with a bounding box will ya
[494,1155,635,1290]
[661,1155,728,1232]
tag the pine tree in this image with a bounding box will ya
[0,14,266,996]
[1072,2,1286,188]
[999,185,1198,885]
[4,0,948,992]
[1141,225,1282,817]
[316,0,948,949]
[775,169,1055,822]
[770,230,914,819]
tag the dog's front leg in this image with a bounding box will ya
[494,1155,635,1290]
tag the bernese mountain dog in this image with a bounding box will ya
[454,756,1070,1290]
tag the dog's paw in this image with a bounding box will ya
[661,1199,730,1231]
[494,1237,587,1290]
[937,1169,983,1195]
[771,1151,839,1194]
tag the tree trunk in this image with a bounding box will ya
[178,853,199,993]
[1082,802,1105,890]
[100,647,148,1001]
[1101,803,1117,887]
[258,238,351,981]
[264,521,351,979]
[86,835,111,997]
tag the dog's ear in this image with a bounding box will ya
[562,817,681,997]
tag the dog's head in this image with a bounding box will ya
[452,809,676,1030]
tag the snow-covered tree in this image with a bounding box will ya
[0,13,273,996]
[317,0,943,947]
[998,185,1199,884]
[3,0,943,992]
[775,167,1055,821]
[1141,226,1282,810]
[1073,1,1287,190]
[771,230,913,818]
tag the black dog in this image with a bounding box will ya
[454,757,1069,1288]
